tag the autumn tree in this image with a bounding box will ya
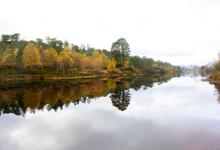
[80,54,92,71]
[107,58,116,72]
[42,48,58,68]
[0,48,18,68]
[57,46,74,73]
[99,52,109,69]
[71,51,82,71]
[22,43,42,72]
[90,50,108,72]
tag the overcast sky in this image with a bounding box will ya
[1,0,220,66]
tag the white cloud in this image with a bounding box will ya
[1,0,220,65]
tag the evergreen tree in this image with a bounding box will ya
[111,38,130,71]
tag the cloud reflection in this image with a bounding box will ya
[0,77,220,150]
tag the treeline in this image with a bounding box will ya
[0,33,180,76]
[130,56,181,75]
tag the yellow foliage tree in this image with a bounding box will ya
[91,51,103,71]
[90,51,109,72]
[0,48,18,68]
[99,52,109,69]
[42,48,58,68]
[80,54,92,71]
[71,51,82,71]
[57,46,74,73]
[107,58,116,72]
[22,43,42,72]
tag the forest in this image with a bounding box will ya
[0,33,181,80]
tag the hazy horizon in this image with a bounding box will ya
[1,0,220,66]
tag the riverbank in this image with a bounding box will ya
[206,73,220,84]
[0,69,144,82]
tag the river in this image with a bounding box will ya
[0,76,220,150]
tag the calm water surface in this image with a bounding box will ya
[1,76,220,150]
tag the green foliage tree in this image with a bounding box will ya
[111,38,130,71]
[46,36,63,53]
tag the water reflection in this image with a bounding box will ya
[1,76,220,150]
[110,81,131,111]
[0,75,172,116]
[211,83,220,103]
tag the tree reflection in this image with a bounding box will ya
[110,81,131,111]
[213,83,220,103]
[0,75,173,116]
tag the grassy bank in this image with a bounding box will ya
[0,68,144,82]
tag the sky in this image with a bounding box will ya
[0,0,220,66]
